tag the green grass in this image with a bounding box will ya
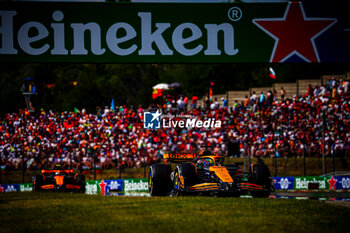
[0,192,349,233]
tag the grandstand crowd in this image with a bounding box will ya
[1,78,349,171]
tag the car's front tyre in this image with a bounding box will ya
[33,175,44,191]
[249,159,273,198]
[149,164,172,196]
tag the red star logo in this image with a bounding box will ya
[253,2,337,62]
[0,185,4,192]
[99,180,107,196]
[327,176,337,190]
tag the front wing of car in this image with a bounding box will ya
[35,180,83,191]
[182,182,265,194]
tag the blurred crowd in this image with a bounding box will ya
[1,78,349,171]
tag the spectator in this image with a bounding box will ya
[221,97,227,109]
[308,84,314,97]
[250,91,257,104]
[0,81,349,171]
[243,95,249,107]
[280,87,286,100]
[191,96,198,109]
[259,92,266,108]
[267,90,273,106]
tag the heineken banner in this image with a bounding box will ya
[292,176,350,191]
[123,178,150,196]
[85,180,101,195]
[0,2,349,63]
[294,176,329,190]
[19,183,33,192]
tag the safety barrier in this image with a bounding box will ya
[274,176,350,191]
[1,176,349,195]
[0,178,150,196]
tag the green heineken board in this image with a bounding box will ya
[0,2,349,62]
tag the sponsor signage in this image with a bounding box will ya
[124,179,149,192]
[104,179,123,195]
[124,179,150,196]
[85,180,100,195]
[85,179,124,196]
[19,183,33,192]
[124,191,150,197]
[2,176,348,194]
[336,176,350,190]
[328,176,350,190]
[294,176,329,190]
[0,184,19,192]
[292,176,350,191]
[0,2,349,63]
[273,177,294,190]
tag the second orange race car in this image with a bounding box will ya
[33,165,85,193]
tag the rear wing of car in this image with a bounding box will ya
[41,169,74,174]
[163,153,199,163]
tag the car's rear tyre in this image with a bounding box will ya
[33,175,44,191]
[250,159,273,198]
[149,164,172,196]
[76,175,86,193]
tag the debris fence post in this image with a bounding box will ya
[93,150,96,181]
[303,145,306,176]
[22,152,25,183]
[143,153,146,178]
[322,110,326,175]
[119,155,122,179]
[243,142,247,173]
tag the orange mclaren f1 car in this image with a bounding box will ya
[33,166,85,192]
[148,151,274,197]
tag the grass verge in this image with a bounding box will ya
[0,192,349,233]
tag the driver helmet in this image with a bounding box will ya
[204,159,213,166]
